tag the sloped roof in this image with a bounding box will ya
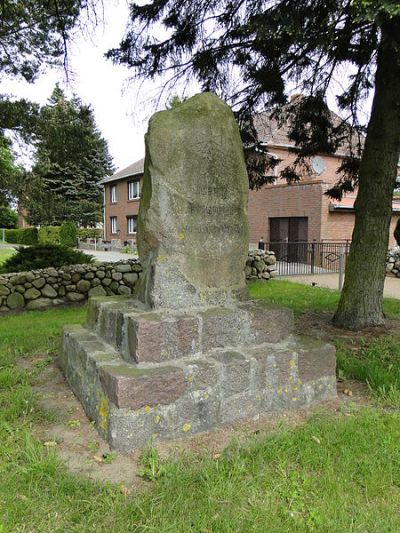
[253,108,362,155]
[330,196,400,213]
[101,158,144,184]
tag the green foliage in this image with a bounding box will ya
[77,227,102,239]
[25,86,113,227]
[0,206,17,229]
[0,244,93,273]
[5,227,38,245]
[59,221,77,248]
[107,0,398,195]
[38,226,60,245]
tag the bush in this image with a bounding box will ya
[0,206,18,229]
[60,221,77,247]
[38,226,60,245]
[77,228,103,240]
[5,227,38,245]
[0,244,93,273]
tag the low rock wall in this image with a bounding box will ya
[387,247,400,277]
[0,251,277,314]
[246,249,277,280]
[0,260,142,313]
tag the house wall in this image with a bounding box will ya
[103,176,142,242]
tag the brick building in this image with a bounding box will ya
[102,114,400,247]
[101,159,144,243]
[248,112,400,248]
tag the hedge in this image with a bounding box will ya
[38,226,61,245]
[77,228,103,239]
[60,221,77,247]
[5,227,38,245]
[38,226,102,244]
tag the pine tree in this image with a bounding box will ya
[27,86,113,226]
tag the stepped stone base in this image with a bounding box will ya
[59,296,336,452]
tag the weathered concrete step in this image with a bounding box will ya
[86,296,294,364]
[59,325,336,452]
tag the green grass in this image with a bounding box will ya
[1,290,400,530]
[249,279,400,319]
[0,247,15,265]
[337,336,400,406]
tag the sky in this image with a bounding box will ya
[0,0,152,173]
[0,0,373,176]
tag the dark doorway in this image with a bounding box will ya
[269,217,308,262]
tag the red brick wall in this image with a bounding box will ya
[104,176,142,242]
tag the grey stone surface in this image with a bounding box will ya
[32,277,46,289]
[59,325,337,452]
[25,287,41,300]
[134,92,249,310]
[26,297,53,310]
[41,284,58,298]
[7,292,24,309]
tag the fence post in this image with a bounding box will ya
[94,238,97,251]
[338,246,345,291]
[311,242,315,274]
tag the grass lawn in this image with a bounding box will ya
[1,282,400,531]
[0,247,15,265]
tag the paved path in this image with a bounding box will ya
[81,249,138,262]
[284,273,400,300]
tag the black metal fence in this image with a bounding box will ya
[267,241,350,276]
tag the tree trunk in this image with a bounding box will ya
[333,16,400,330]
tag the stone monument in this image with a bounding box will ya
[59,93,336,452]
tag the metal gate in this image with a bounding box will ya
[268,241,350,276]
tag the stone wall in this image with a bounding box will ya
[0,252,276,314]
[386,247,400,277]
[0,260,142,313]
[246,249,278,280]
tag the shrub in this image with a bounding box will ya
[60,221,77,247]
[5,227,38,245]
[38,226,60,245]
[0,244,93,273]
[0,206,18,229]
[77,228,103,240]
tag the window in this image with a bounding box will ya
[110,185,117,203]
[110,216,118,234]
[127,215,137,234]
[128,180,140,200]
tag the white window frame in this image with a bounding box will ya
[110,216,117,234]
[127,215,137,234]
[110,185,117,203]
[128,180,140,200]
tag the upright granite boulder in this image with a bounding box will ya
[59,92,336,452]
[135,93,249,309]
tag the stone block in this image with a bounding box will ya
[127,313,163,363]
[200,307,246,350]
[99,364,186,409]
[297,338,336,383]
[240,301,293,344]
[212,351,251,395]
